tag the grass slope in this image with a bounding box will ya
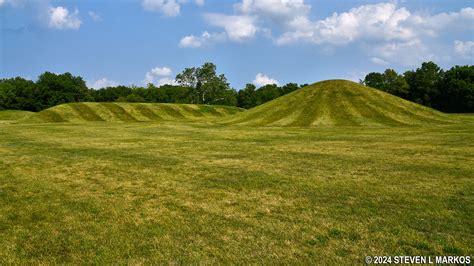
[20,102,244,123]
[224,80,456,127]
[0,110,34,122]
[0,122,472,263]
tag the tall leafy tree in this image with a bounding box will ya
[255,84,280,106]
[382,69,409,99]
[37,72,92,108]
[404,61,443,106]
[0,77,43,111]
[280,83,299,95]
[436,65,474,112]
[363,72,384,89]
[237,83,257,109]
[175,67,197,88]
[175,62,236,105]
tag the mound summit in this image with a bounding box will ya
[224,80,455,127]
[21,102,243,123]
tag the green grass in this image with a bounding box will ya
[0,81,472,263]
[1,120,473,263]
[0,110,34,122]
[223,80,457,126]
[19,102,244,123]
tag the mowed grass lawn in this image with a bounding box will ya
[0,121,473,263]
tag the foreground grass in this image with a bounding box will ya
[0,121,473,263]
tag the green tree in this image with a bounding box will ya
[436,65,474,112]
[91,85,133,102]
[175,62,235,105]
[255,84,280,105]
[37,72,92,108]
[404,61,443,106]
[363,72,384,89]
[382,69,409,98]
[116,93,146,102]
[237,83,257,109]
[175,67,197,88]
[280,83,299,95]
[0,82,16,110]
[0,77,43,111]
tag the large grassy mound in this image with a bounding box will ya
[224,80,456,127]
[20,102,244,123]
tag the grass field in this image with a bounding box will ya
[0,81,473,263]
[1,121,473,263]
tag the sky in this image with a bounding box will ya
[1,0,473,90]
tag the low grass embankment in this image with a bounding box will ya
[18,102,244,123]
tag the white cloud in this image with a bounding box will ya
[253,73,279,87]
[368,39,435,66]
[48,6,82,29]
[454,40,474,59]
[370,57,390,66]
[204,13,257,41]
[272,3,474,65]
[88,78,119,89]
[275,3,418,45]
[142,0,180,17]
[88,11,101,22]
[150,66,172,76]
[157,77,178,86]
[179,31,226,48]
[236,0,310,25]
[195,0,204,6]
[0,0,20,7]
[144,66,174,85]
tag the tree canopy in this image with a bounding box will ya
[363,62,473,112]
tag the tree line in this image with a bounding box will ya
[1,61,472,112]
[0,62,304,112]
[362,62,473,113]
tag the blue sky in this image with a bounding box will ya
[1,0,473,89]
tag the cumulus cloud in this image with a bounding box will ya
[180,1,474,65]
[272,3,474,65]
[236,0,310,25]
[276,3,418,45]
[144,66,175,85]
[454,40,474,59]
[179,31,226,48]
[253,73,279,86]
[142,0,204,16]
[142,0,180,16]
[204,13,258,41]
[48,6,81,29]
[88,78,119,89]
